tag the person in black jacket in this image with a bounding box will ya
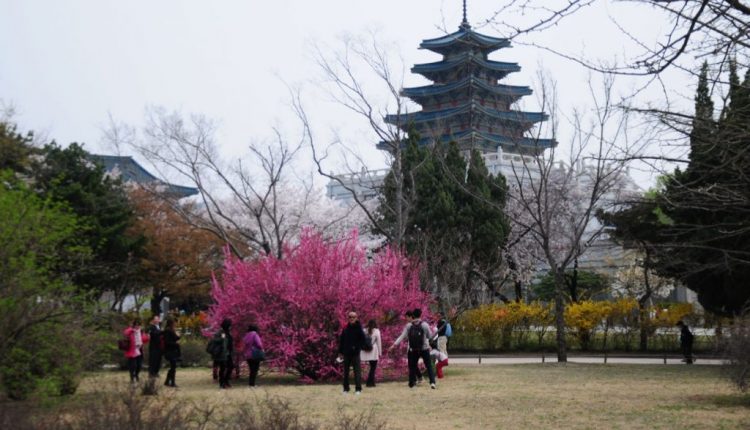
[214,318,234,389]
[162,318,181,387]
[338,311,366,394]
[147,315,162,378]
[676,320,694,364]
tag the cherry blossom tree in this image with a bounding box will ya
[208,229,432,381]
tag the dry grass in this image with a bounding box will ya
[75,364,750,430]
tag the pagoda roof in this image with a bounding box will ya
[92,154,199,199]
[401,76,532,100]
[420,26,510,54]
[385,102,547,127]
[412,52,520,80]
[376,130,556,153]
[425,130,556,150]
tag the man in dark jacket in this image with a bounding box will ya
[676,320,694,364]
[215,318,234,388]
[338,311,366,394]
[147,315,162,378]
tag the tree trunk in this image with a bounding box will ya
[639,307,650,351]
[554,269,568,362]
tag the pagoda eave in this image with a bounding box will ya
[412,57,521,75]
[419,28,511,54]
[401,78,532,99]
[385,104,548,127]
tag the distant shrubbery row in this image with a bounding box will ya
[450,300,719,352]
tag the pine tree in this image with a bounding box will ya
[689,62,716,170]
[606,62,750,316]
[378,136,509,307]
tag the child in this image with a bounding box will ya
[430,347,449,379]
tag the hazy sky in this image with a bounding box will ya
[1,1,695,186]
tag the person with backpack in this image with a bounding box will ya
[338,311,366,394]
[242,324,264,387]
[435,312,452,355]
[389,308,436,389]
[208,318,234,388]
[676,320,695,364]
[122,318,150,383]
[162,318,181,388]
[360,319,382,387]
[147,314,163,378]
[390,310,424,383]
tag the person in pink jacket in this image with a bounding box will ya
[123,319,150,383]
[241,324,264,387]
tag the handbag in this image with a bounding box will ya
[251,348,266,361]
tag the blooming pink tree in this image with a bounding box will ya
[209,229,432,381]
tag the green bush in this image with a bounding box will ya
[0,348,35,400]
[179,337,212,368]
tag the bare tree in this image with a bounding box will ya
[486,0,749,76]
[496,73,642,361]
[105,107,360,261]
[299,34,421,248]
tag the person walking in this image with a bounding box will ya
[213,318,234,388]
[338,311,366,394]
[162,318,181,387]
[147,315,163,378]
[123,319,149,383]
[676,320,694,364]
[391,310,423,383]
[389,308,436,389]
[435,312,450,355]
[242,324,264,387]
[360,319,382,387]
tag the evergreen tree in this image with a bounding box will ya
[33,142,145,300]
[378,137,509,308]
[605,62,750,315]
[689,62,716,170]
[0,121,35,174]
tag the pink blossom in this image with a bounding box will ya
[209,229,432,381]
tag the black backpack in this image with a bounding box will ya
[362,330,374,352]
[408,321,425,350]
[206,337,222,359]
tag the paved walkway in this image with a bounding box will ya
[449,354,724,365]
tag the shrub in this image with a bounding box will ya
[209,229,431,381]
[24,383,389,430]
[723,314,750,392]
[565,301,610,350]
[178,338,212,368]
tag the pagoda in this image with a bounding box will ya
[383,3,555,155]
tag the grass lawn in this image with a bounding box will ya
[78,363,749,430]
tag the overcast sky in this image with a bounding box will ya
[1,1,696,187]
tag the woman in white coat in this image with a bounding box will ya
[360,319,382,387]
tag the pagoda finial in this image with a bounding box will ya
[461,0,470,29]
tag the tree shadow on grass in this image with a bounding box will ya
[687,394,750,408]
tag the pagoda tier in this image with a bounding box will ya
[402,77,531,101]
[385,102,547,127]
[412,52,520,82]
[419,25,510,56]
[377,130,555,155]
[384,20,556,155]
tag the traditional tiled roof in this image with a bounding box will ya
[383,16,556,155]
[412,52,520,80]
[419,27,510,54]
[385,102,547,126]
[377,131,555,153]
[401,76,531,99]
[92,154,198,198]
